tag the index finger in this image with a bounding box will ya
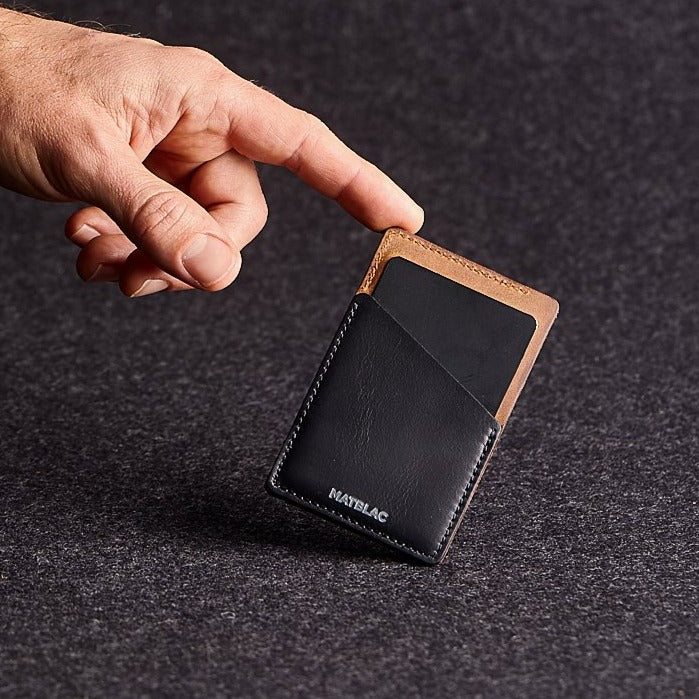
[220,76,424,233]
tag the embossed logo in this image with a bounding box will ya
[328,487,389,523]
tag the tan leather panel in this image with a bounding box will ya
[357,227,559,426]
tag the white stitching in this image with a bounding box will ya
[431,426,497,557]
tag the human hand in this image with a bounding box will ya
[0,9,423,297]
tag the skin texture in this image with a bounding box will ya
[0,9,423,297]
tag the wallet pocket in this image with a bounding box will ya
[266,293,500,564]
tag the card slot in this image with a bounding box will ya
[358,229,559,427]
[367,291,500,424]
[371,256,536,421]
[267,293,500,564]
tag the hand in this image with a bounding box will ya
[0,9,423,297]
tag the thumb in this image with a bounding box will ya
[84,143,241,291]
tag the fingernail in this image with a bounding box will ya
[70,224,101,245]
[182,234,235,288]
[130,279,169,298]
[85,263,119,283]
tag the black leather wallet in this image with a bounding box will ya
[266,228,558,564]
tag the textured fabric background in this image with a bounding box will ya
[1,1,697,697]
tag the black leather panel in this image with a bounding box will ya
[267,294,499,564]
[373,257,536,416]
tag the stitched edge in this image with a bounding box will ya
[431,426,497,558]
[360,233,392,293]
[362,229,529,295]
[269,297,499,563]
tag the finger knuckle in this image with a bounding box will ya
[254,199,269,231]
[282,110,330,171]
[175,45,223,73]
[131,190,189,244]
[139,36,164,48]
[303,110,331,138]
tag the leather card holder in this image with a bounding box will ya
[266,293,500,564]
[266,228,558,564]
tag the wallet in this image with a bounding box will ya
[266,228,558,564]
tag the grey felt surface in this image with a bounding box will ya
[1,0,697,697]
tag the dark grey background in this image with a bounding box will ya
[1,1,697,697]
